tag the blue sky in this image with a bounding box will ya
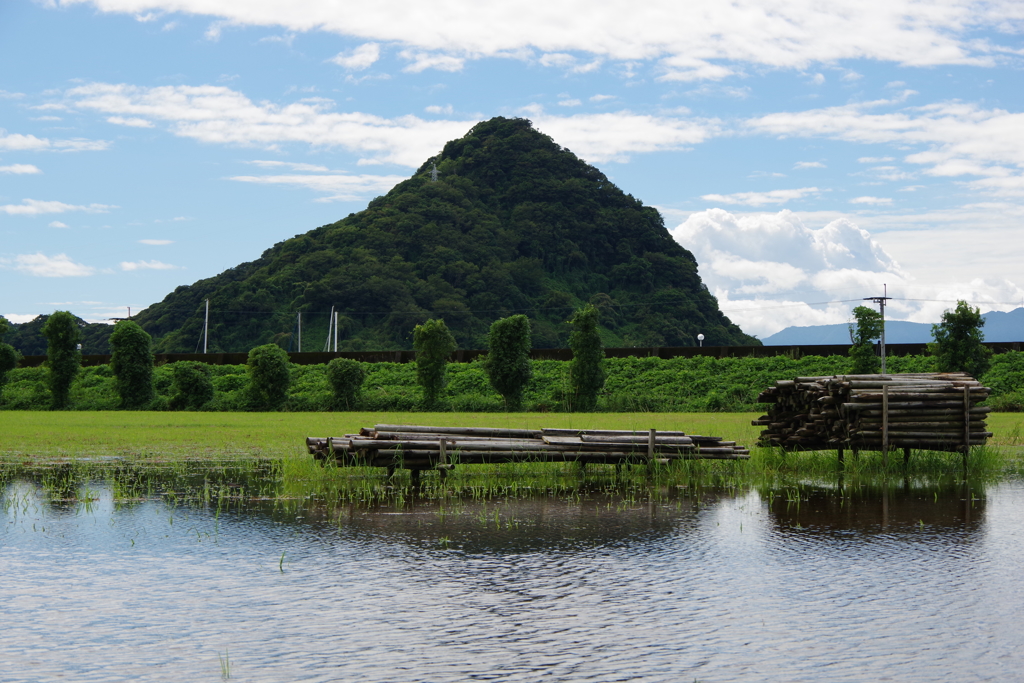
[2,0,1023,338]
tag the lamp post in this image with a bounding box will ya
[697,333,704,348]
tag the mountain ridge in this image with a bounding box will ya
[128,117,758,353]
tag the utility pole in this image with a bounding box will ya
[203,299,209,354]
[297,312,301,353]
[324,306,334,352]
[864,284,891,374]
[333,311,339,352]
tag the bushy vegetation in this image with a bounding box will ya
[0,316,19,402]
[849,305,883,374]
[326,357,365,410]
[130,117,757,354]
[484,314,532,410]
[568,304,605,411]
[42,311,81,410]
[931,299,992,379]
[109,320,154,409]
[413,318,457,410]
[11,349,1015,413]
[247,344,291,411]
[169,361,215,410]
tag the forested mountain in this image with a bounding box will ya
[4,314,113,356]
[133,117,758,352]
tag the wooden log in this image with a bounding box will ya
[373,424,542,439]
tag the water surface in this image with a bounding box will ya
[2,466,1021,682]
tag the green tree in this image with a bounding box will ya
[848,305,883,374]
[568,304,605,411]
[247,344,291,411]
[109,320,154,409]
[326,357,365,410]
[42,311,81,410]
[413,318,457,410]
[931,300,992,378]
[169,361,215,410]
[484,314,533,411]
[0,316,19,401]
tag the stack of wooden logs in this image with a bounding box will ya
[753,372,992,453]
[306,423,749,474]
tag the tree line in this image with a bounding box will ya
[1,301,1018,413]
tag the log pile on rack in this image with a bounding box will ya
[752,373,992,453]
[306,423,749,474]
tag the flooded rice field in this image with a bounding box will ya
[3,461,1023,682]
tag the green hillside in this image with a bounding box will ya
[134,117,758,352]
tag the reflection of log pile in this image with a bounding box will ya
[307,423,750,473]
[753,373,992,453]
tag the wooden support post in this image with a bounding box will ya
[963,385,971,470]
[648,428,656,466]
[903,447,911,467]
[410,469,421,487]
[438,438,448,482]
[837,447,844,466]
[882,384,889,468]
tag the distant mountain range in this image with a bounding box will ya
[762,308,1024,345]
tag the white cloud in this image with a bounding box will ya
[329,42,380,70]
[66,82,720,166]
[701,187,820,206]
[248,159,330,171]
[794,161,825,169]
[6,253,95,277]
[858,156,895,163]
[57,0,1024,80]
[811,72,825,85]
[229,172,406,201]
[107,115,155,127]
[120,260,179,270]
[0,164,42,174]
[425,104,453,115]
[670,207,1024,336]
[138,239,174,245]
[49,221,69,228]
[0,199,117,216]
[850,196,892,204]
[558,99,582,107]
[2,314,37,324]
[0,129,109,152]
[399,50,464,73]
[746,101,1024,197]
[590,94,616,102]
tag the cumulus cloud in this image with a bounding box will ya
[0,164,42,174]
[229,172,406,201]
[701,187,820,206]
[65,82,719,166]
[49,221,69,228]
[6,253,95,277]
[121,260,179,270]
[55,0,1024,80]
[670,208,1024,337]
[425,104,453,115]
[329,42,380,70]
[0,199,117,215]
[0,129,109,152]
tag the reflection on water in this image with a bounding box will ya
[2,463,1023,682]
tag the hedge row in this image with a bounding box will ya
[2,351,1022,412]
